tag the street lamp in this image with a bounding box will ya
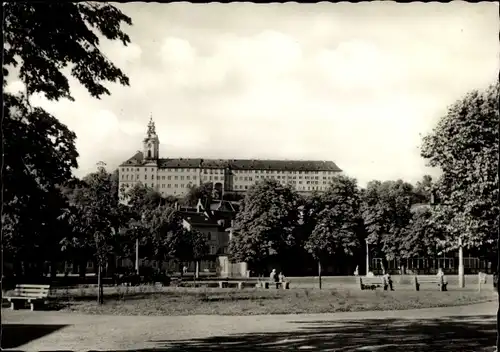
[365,239,370,276]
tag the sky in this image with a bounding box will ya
[6,2,499,187]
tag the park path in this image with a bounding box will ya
[2,301,497,351]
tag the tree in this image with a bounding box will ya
[400,206,442,261]
[420,82,499,254]
[361,180,415,272]
[184,182,213,207]
[176,229,209,279]
[304,176,362,289]
[141,206,185,271]
[60,167,127,304]
[228,179,301,275]
[3,2,133,275]
[413,175,434,204]
[127,183,164,215]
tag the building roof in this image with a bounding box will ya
[120,152,341,172]
[209,200,240,213]
[119,151,144,166]
[179,211,222,227]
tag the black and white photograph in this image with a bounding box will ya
[2,2,499,351]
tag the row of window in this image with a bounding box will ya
[232,175,335,182]
[120,167,338,176]
[120,173,332,183]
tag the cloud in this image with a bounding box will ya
[7,2,498,186]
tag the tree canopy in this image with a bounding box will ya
[3,3,133,270]
[421,82,499,252]
[228,179,301,271]
[304,175,362,263]
[361,179,415,261]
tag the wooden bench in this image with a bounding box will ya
[218,281,243,289]
[414,276,447,291]
[256,281,290,289]
[477,272,487,292]
[359,276,386,290]
[4,284,51,311]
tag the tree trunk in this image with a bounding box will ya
[195,261,200,279]
[97,263,104,305]
[318,260,322,290]
[50,260,58,278]
[79,260,87,278]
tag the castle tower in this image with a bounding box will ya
[143,115,160,160]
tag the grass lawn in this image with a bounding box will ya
[38,283,496,316]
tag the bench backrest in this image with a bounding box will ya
[360,277,383,283]
[415,276,442,283]
[14,284,51,298]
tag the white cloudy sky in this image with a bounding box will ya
[6,2,499,186]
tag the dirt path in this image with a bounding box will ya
[2,301,497,351]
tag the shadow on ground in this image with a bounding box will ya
[1,324,69,349]
[115,315,496,352]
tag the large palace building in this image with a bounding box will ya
[118,118,342,199]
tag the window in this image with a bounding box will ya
[144,175,147,180]
[162,184,165,188]
[174,184,178,188]
[162,176,165,180]
[210,245,217,255]
[193,176,197,180]
[151,175,154,180]
[187,176,190,180]
[168,184,171,188]
[180,176,184,180]
[174,176,178,180]
[168,176,171,180]
[207,232,212,241]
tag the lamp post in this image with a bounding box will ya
[135,238,139,275]
[365,239,370,276]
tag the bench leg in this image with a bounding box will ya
[10,300,23,310]
[238,283,243,290]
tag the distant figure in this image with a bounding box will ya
[354,266,359,276]
[278,272,285,283]
[436,268,448,291]
[367,271,375,278]
[269,269,276,282]
[383,272,394,291]
[183,265,188,275]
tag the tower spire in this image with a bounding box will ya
[147,114,156,137]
